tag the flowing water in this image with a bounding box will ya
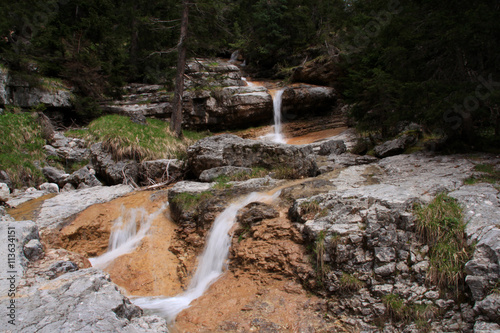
[90,203,168,268]
[258,88,286,144]
[132,190,281,322]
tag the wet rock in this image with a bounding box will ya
[90,143,139,186]
[187,134,317,179]
[24,239,44,261]
[237,202,279,226]
[3,268,168,332]
[199,166,252,182]
[318,139,347,156]
[140,159,185,184]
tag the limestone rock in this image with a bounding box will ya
[139,159,185,184]
[282,85,337,118]
[42,166,69,186]
[474,293,500,322]
[3,268,168,332]
[199,166,252,182]
[318,140,347,156]
[24,239,44,261]
[187,134,317,179]
[66,166,102,188]
[39,183,59,194]
[237,202,279,226]
[35,184,134,230]
[90,143,139,186]
[0,182,10,201]
[0,170,12,189]
[290,56,341,87]
[373,133,417,158]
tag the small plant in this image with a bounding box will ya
[212,175,232,189]
[464,163,500,186]
[414,193,473,296]
[382,294,437,330]
[171,191,214,211]
[314,230,327,283]
[339,272,364,292]
[383,294,407,321]
[272,165,298,179]
[300,200,328,220]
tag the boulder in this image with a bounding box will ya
[290,56,341,87]
[282,84,337,119]
[42,166,70,186]
[24,239,44,261]
[373,133,418,158]
[236,202,279,226]
[139,159,185,184]
[199,166,252,182]
[318,140,347,156]
[39,183,59,194]
[187,134,317,179]
[2,268,169,332]
[90,143,139,186]
[66,166,102,188]
[0,170,12,189]
[0,182,10,202]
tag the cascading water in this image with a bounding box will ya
[90,203,168,268]
[260,88,286,144]
[132,190,281,322]
[241,77,255,87]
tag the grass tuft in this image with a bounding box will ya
[414,193,473,296]
[66,115,208,161]
[464,163,500,187]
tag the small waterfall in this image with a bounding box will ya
[241,77,255,87]
[260,88,286,143]
[90,203,168,268]
[133,191,281,322]
[229,50,239,63]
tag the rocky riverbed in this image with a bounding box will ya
[1,128,499,332]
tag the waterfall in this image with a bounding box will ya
[132,191,281,322]
[229,50,239,63]
[260,89,286,143]
[90,203,168,268]
[241,77,255,87]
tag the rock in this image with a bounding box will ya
[318,140,347,156]
[139,159,185,184]
[290,56,341,87]
[24,239,44,261]
[90,143,139,186]
[35,184,134,230]
[42,166,70,186]
[39,182,59,194]
[0,221,39,296]
[66,166,102,188]
[282,84,337,119]
[474,321,500,333]
[199,166,252,182]
[45,260,79,279]
[0,182,10,201]
[187,134,317,179]
[374,247,396,263]
[373,133,418,158]
[61,183,76,192]
[2,268,168,332]
[0,170,12,189]
[237,202,279,226]
[475,293,500,322]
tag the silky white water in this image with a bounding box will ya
[260,88,286,143]
[242,77,255,87]
[90,203,168,268]
[133,190,281,322]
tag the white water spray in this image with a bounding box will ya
[260,88,286,143]
[133,191,281,322]
[90,203,168,268]
[241,77,255,87]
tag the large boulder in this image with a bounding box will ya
[139,159,185,185]
[282,84,337,119]
[187,134,318,179]
[3,268,168,332]
[90,143,139,186]
[290,56,341,87]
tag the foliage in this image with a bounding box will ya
[300,200,328,220]
[382,293,437,327]
[464,163,500,186]
[66,115,207,161]
[171,191,214,211]
[339,272,364,292]
[414,193,473,296]
[0,112,46,187]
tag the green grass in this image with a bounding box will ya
[464,163,500,187]
[414,193,473,295]
[300,200,328,220]
[0,112,46,187]
[339,272,364,292]
[171,191,214,211]
[382,294,436,329]
[66,115,208,161]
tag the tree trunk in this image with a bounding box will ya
[170,0,189,138]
